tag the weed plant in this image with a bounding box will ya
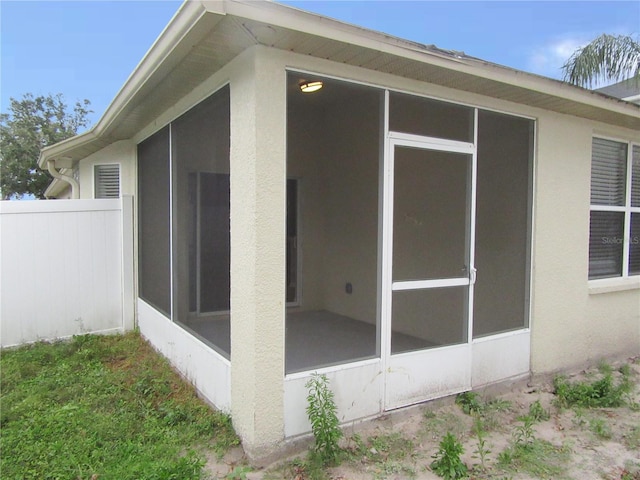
[306,373,342,466]
[497,439,571,478]
[553,369,632,408]
[223,465,253,479]
[0,333,238,479]
[624,425,640,450]
[454,391,511,433]
[619,363,633,377]
[619,461,640,480]
[456,391,483,415]
[264,454,328,480]
[513,415,536,447]
[527,399,550,422]
[498,404,571,478]
[342,432,416,478]
[589,417,613,439]
[471,416,491,471]
[430,432,468,479]
[423,411,468,439]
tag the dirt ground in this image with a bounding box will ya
[208,356,640,480]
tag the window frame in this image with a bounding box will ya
[589,135,640,282]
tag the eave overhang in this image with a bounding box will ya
[38,0,640,170]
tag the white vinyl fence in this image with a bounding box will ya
[0,196,135,347]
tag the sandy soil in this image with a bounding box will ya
[208,356,640,480]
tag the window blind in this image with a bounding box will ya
[590,138,627,206]
[632,145,640,208]
[630,213,640,276]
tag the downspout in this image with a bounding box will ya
[47,159,80,199]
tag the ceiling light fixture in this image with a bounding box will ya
[299,80,323,93]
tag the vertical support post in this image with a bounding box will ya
[121,194,136,331]
[229,47,286,462]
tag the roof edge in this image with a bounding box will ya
[38,0,216,168]
[39,0,640,170]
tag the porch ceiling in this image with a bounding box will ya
[39,0,640,170]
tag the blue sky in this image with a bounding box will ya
[2,1,638,127]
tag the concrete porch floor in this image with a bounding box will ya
[182,310,433,373]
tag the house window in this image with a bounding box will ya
[589,138,640,280]
[94,164,120,198]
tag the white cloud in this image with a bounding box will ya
[527,36,589,80]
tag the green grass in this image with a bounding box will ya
[454,392,512,433]
[423,411,468,439]
[343,432,417,479]
[624,425,640,450]
[0,332,239,480]
[264,453,329,480]
[497,439,572,478]
[588,417,612,439]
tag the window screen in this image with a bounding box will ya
[172,87,230,319]
[389,92,473,142]
[94,164,120,198]
[473,110,533,337]
[137,127,171,316]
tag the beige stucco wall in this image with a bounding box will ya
[228,47,286,461]
[531,114,640,374]
[77,140,136,199]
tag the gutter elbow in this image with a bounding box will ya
[47,159,80,199]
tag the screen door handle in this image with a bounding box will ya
[469,267,477,285]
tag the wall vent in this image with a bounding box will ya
[94,164,120,198]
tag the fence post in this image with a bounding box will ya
[121,195,136,331]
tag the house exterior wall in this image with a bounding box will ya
[532,114,640,374]
[271,48,639,376]
[53,182,72,199]
[66,41,638,457]
[129,47,286,459]
[77,140,136,199]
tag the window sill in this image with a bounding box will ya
[589,276,640,295]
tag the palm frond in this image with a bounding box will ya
[562,34,640,88]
